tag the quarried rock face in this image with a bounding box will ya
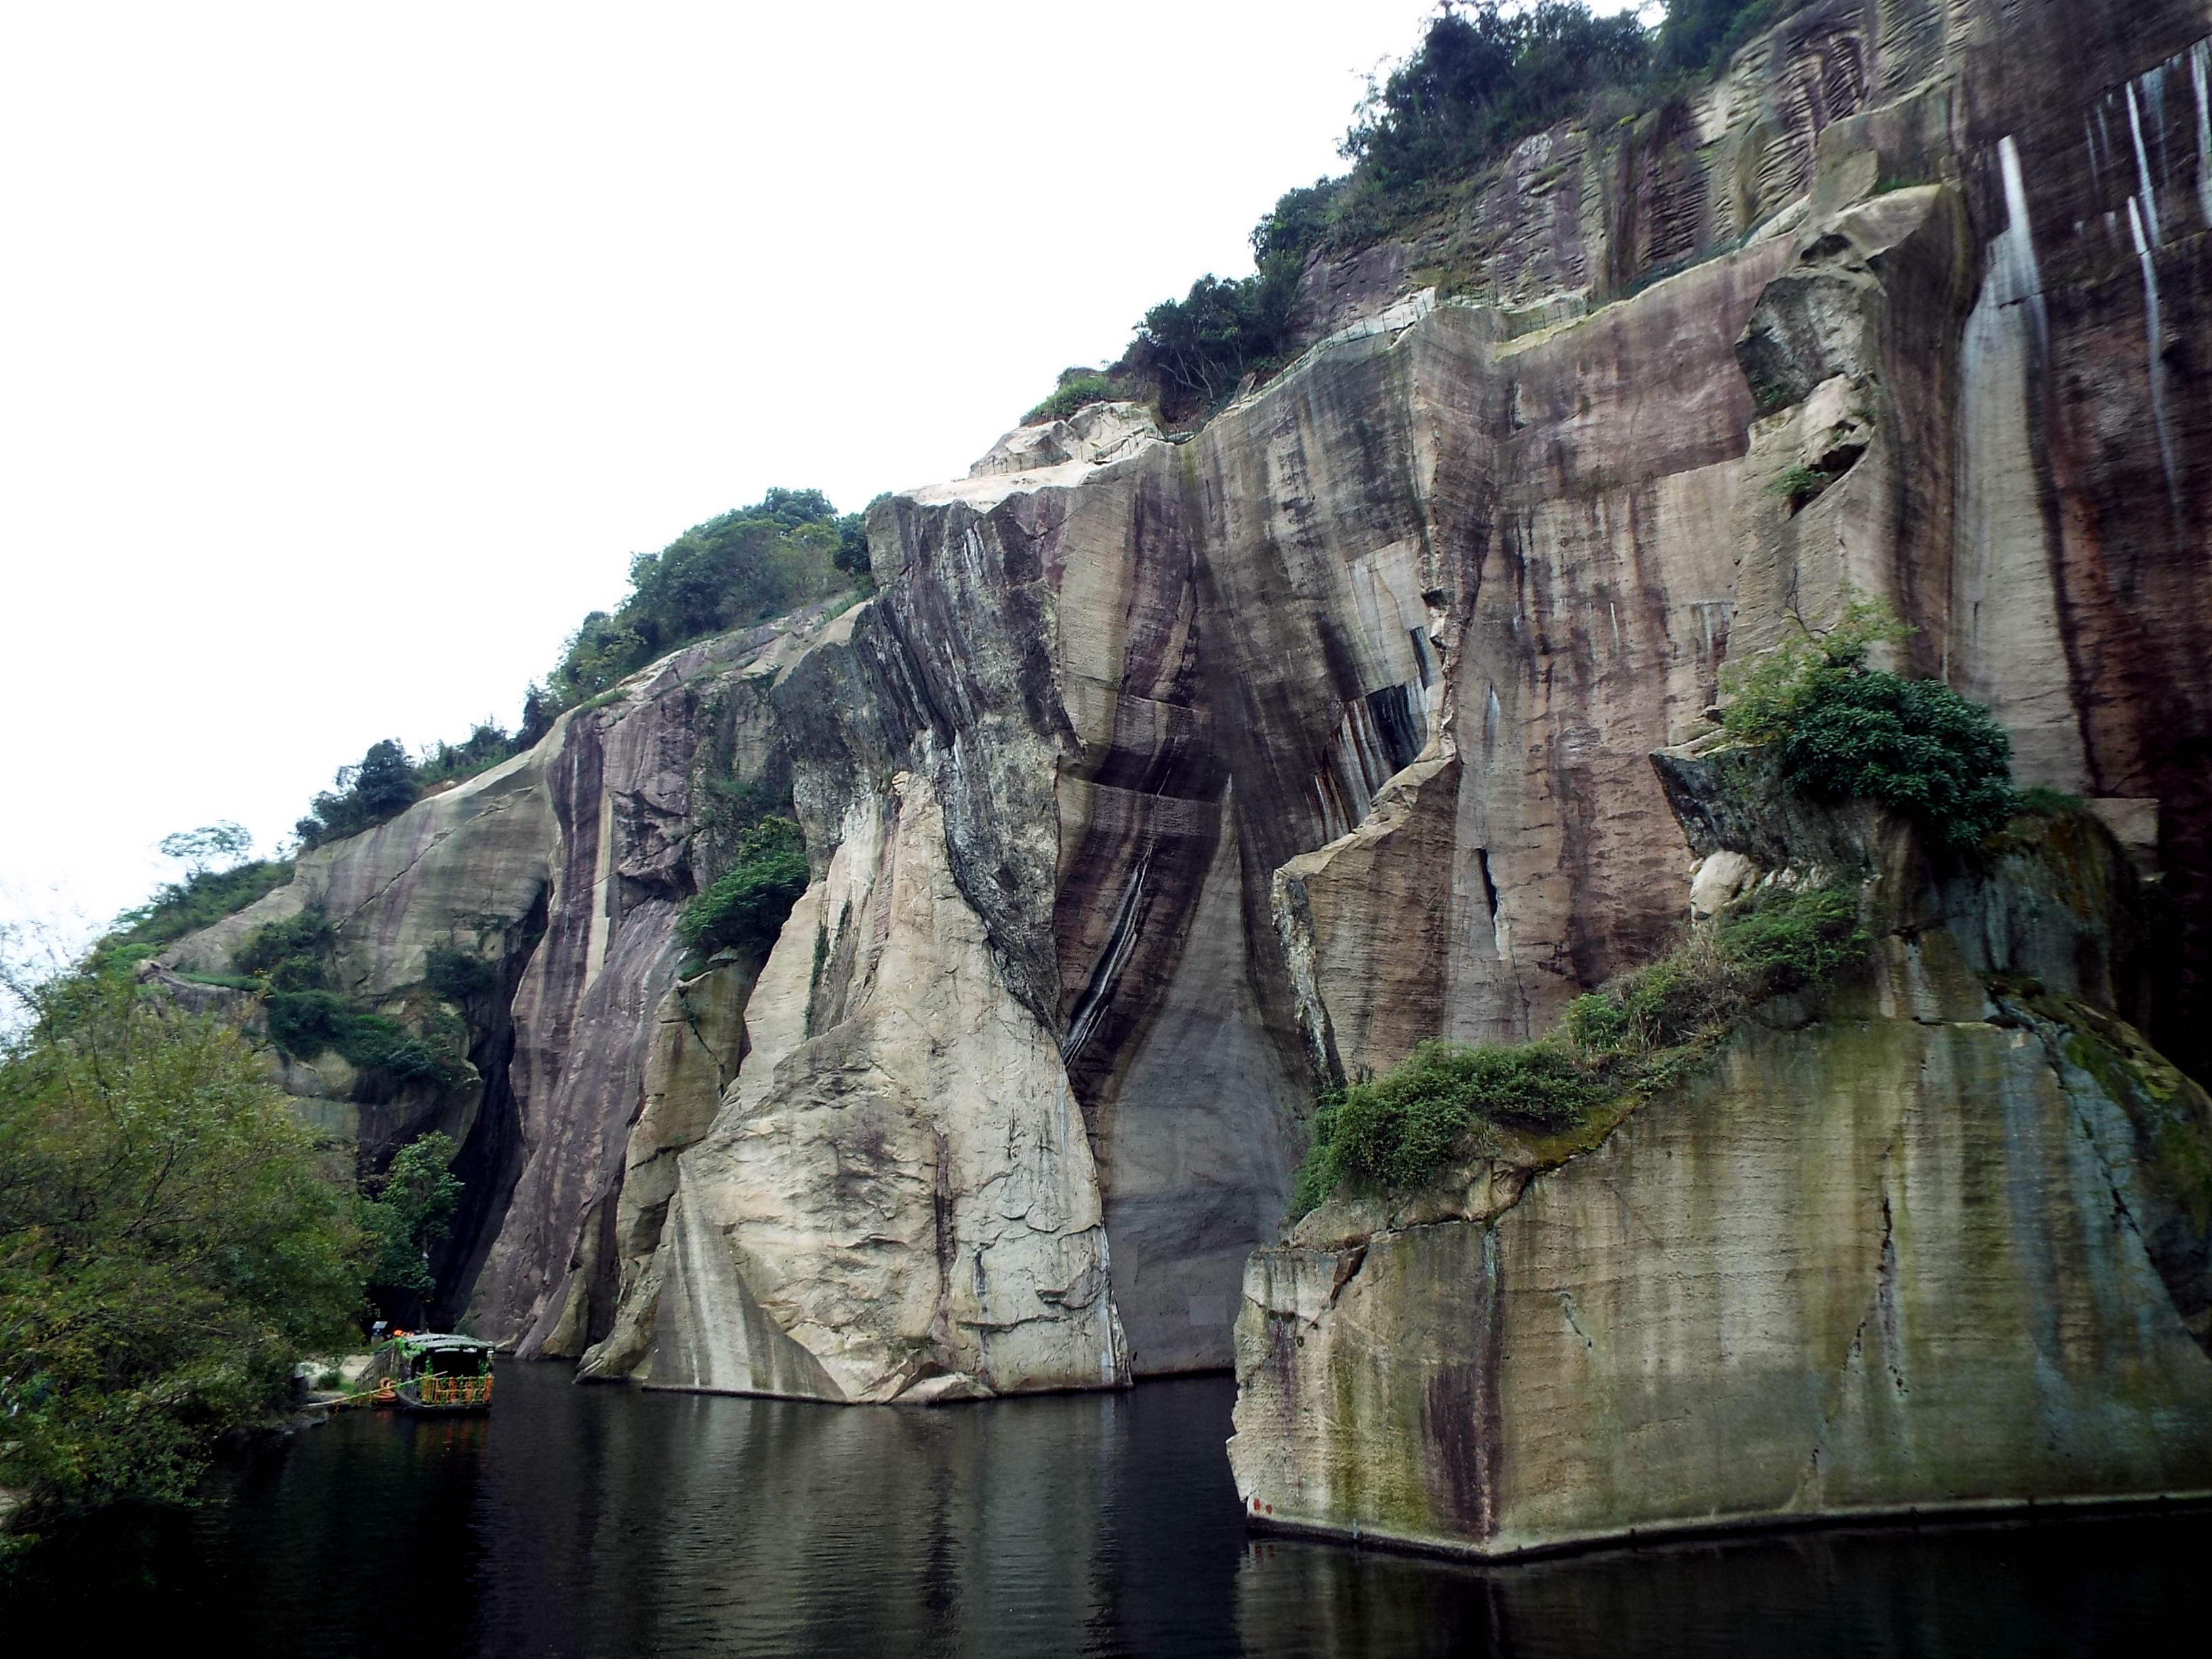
[1229,1005,2212,1556]
[1227,775,2212,1555]
[157,606,852,1340]
[157,0,2212,1458]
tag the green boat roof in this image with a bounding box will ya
[380,1332,494,1353]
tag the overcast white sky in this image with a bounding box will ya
[0,2,1639,944]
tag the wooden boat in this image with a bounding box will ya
[367,1331,495,1412]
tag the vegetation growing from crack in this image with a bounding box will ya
[678,817,810,969]
[1292,882,1868,1215]
[232,910,470,1089]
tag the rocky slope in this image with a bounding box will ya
[157,0,2212,1532]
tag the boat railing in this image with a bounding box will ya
[412,1372,493,1408]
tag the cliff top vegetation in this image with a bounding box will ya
[92,847,297,977]
[1038,0,1814,424]
[276,487,872,856]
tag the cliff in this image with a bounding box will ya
[155,0,2212,1535]
[1227,755,2212,1555]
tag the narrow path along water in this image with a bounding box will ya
[13,1364,2208,1657]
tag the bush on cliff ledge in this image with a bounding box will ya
[1721,598,2020,850]
[233,910,464,1088]
[1292,882,1868,1215]
[678,817,810,965]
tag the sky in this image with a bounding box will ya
[0,1,1639,946]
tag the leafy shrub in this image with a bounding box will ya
[331,1015,445,1084]
[679,818,810,962]
[423,946,497,1005]
[1721,598,2018,850]
[1296,1039,1601,1209]
[1718,599,1902,745]
[1024,371,1121,425]
[264,989,350,1058]
[1783,675,2017,850]
[233,909,337,989]
[0,972,366,1532]
[1294,882,1870,1215]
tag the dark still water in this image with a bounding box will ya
[13,1364,2207,1657]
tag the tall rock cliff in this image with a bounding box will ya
[159,0,2212,1491]
[1228,755,2212,1555]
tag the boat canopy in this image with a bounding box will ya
[383,1332,495,1357]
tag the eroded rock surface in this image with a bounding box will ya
[1227,771,2212,1555]
[630,772,1126,1402]
[159,0,2212,1449]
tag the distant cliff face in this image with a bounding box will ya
[163,0,2212,1456]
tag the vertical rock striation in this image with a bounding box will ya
[1227,766,2212,1555]
[162,0,2212,1475]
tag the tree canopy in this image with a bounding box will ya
[0,970,367,1536]
[1061,1,1814,432]
[539,488,869,712]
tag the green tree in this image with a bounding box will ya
[356,1132,463,1311]
[157,823,253,877]
[679,817,810,962]
[1131,251,1306,419]
[0,968,366,1538]
[294,739,421,848]
[1721,598,2019,850]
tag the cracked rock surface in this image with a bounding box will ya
[155,0,2212,1440]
